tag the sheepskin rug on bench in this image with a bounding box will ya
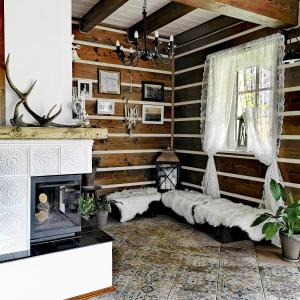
[106,187,161,223]
[162,190,212,224]
[194,198,271,241]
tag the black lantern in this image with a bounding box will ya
[156,150,180,193]
[237,115,247,147]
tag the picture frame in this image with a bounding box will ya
[97,100,115,115]
[77,79,93,99]
[142,81,164,102]
[98,69,121,94]
[142,104,164,124]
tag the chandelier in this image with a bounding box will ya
[114,0,175,66]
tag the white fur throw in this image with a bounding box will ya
[193,198,272,241]
[162,190,212,224]
[106,188,161,223]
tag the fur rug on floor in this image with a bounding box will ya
[107,188,161,223]
[162,190,212,224]
[193,198,271,241]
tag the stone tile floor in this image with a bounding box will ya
[91,215,300,300]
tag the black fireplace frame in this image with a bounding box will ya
[31,174,82,243]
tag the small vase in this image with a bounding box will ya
[97,211,108,227]
[280,231,300,262]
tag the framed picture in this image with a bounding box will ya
[142,105,164,124]
[97,100,115,115]
[98,70,121,94]
[77,80,93,99]
[142,81,164,102]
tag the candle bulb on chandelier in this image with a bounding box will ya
[170,35,174,42]
[116,40,120,51]
[134,31,139,39]
[155,31,159,38]
[129,47,134,54]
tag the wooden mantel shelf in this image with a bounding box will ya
[0,126,108,139]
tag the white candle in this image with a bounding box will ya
[155,31,159,38]
[116,40,120,47]
[134,31,139,39]
[129,47,134,54]
[170,35,174,42]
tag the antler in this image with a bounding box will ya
[5,54,65,127]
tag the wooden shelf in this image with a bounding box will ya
[0,126,108,139]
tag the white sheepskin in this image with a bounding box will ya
[162,190,212,224]
[106,188,161,223]
[193,198,272,241]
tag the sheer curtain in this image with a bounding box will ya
[200,34,285,226]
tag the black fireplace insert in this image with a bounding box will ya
[31,175,82,243]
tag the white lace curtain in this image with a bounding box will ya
[200,33,285,212]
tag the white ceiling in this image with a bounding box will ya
[72,0,219,36]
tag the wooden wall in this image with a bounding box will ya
[174,17,300,205]
[72,24,172,194]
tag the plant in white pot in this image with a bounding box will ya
[82,157,102,187]
[94,196,122,227]
[251,179,300,262]
[79,196,95,220]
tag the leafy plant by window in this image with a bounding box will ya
[251,179,300,240]
[79,196,95,216]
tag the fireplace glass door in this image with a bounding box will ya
[31,175,81,243]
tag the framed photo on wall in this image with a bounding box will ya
[142,81,164,102]
[98,70,121,94]
[142,105,164,124]
[97,100,115,115]
[77,79,93,99]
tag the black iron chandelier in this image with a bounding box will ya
[114,0,175,66]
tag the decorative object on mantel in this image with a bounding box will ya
[156,148,180,193]
[0,126,108,139]
[6,54,81,128]
[114,0,175,66]
[72,34,81,62]
[142,81,164,102]
[124,98,139,135]
[72,87,90,127]
[98,69,121,95]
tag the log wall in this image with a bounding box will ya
[72,24,172,193]
[174,20,300,205]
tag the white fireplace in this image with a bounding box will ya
[0,139,93,256]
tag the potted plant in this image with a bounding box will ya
[79,196,95,220]
[251,179,300,262]
[82,157,102,187]
[94,196,122,227]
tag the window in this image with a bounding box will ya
[225,66,272,152]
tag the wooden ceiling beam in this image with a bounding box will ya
[79,0,129,33]
[172,0,299,28]
[128,2,195,39]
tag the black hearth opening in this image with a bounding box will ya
[31,175,82,243]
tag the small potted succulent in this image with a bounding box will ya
[94,196,122,227]
[82,157,102,187]
[251,179,300,262]
[79,196,95,220]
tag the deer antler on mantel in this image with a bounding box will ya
[5,54,81,128]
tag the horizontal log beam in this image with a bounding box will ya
[79,0,129,33]
[128,2,195,39]
[173,0,299,28]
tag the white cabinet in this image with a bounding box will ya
[0,139,93,256]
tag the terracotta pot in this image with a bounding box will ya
[280,231,300,262]
[82,169,96,187]
[97,211,108,227]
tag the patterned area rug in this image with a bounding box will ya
[91,215,300,300]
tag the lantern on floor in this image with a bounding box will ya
[156,150,180,193]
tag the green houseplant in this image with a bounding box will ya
[94,196,122,227]
[79,196,95,220]
[251,179,300,261]
[82,157,102,187]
